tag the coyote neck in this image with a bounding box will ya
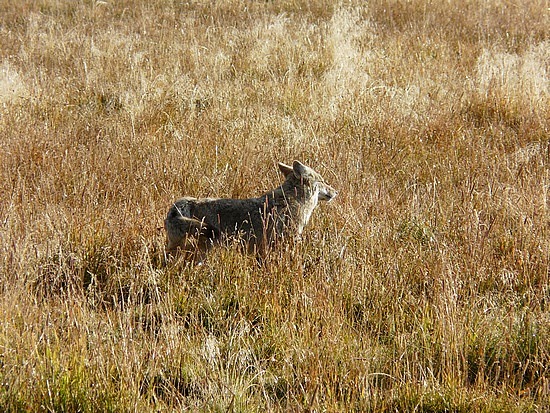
[264,180,317,235]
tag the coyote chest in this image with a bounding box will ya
[164,161,337,256]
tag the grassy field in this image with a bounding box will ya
[0,0,549,411]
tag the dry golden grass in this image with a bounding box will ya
[0,0,549,411]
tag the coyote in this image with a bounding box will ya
[164,161,337,257]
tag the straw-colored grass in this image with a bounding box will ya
[0,0,548,411]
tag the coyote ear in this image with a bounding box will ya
[292,160,308,178]
[278,162,294,177]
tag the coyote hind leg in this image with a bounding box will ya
[165,216,220,260]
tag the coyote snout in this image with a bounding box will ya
[164,160,337,257]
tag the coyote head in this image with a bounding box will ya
[278,160,338,203]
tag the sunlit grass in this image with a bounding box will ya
[0,0,548,411]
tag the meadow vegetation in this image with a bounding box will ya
[0,0,548,411]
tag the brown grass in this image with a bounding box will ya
[0,0,549,411]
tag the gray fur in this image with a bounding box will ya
[164,160,337,256]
